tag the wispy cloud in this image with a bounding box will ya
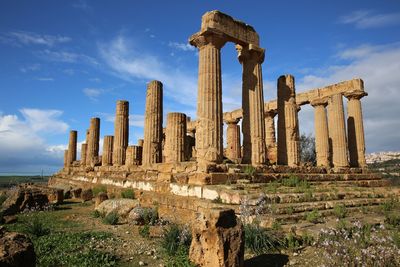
[98,35,198,108]
[97,112,145,128]
[168,41,195,52]
[83,88,106,101]
[19,108,69,133]
[72,0,91,11]
[339,10,400,29]
[20,64,40,73]
[36,49,98,65]
[1,31,71,47]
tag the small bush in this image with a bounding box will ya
[382,198,397,212]
[305,209,321,224]
[282,175,310,190]
[264,181,280,193]
[103,211,119,225]
[0,194,7,206]
[285,233,302,251]
[244,224,283,255]
[92,185,107,196]
[142,207,159,225]
[92,210,105,218]
[286,206,294,215]
[121,189,135,199]
[139,224,150,238]
[272,221,282,231]
[162,224,192,257]
[243,165,256,177]
[333,204,347,219]
[385,214,400,228]
[24,217,50,237]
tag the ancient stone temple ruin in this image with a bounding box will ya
[50,10,393,228]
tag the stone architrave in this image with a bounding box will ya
[344,90,367,168]
[80,143,87,166]
[113,100,129,166]
[165,112,187,163]
[67,130,77,165]
[328,94,349,168]
[63,150,68,167]
[189,208,244,267]
[86,118,100,166]
[277,75,300,166]
[311,98,330,167]
[225,118,241,162]
[142,81,163,165]
[102,135,114,166]
[190,32,226,166]
[237,44,266,165]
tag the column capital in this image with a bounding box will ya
[189,30,227,49]
[310,97,329,107]
[236,44,265,64]
[265,109,277,117]
[224,117,240,125]
[343,90,368,100]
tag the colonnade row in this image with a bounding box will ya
[64,81,193,168]
[224,75,367,168]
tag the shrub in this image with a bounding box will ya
[382,198,397,213]
[142,207,159,225]
[121,189,135,199]
[243,165,256,177]
[244,224,283,255]
[92,185,107,196]
[139,224,150,238]
[305,209,321,224]
[162,224,192,257]
[92,210,105,218]
[282,175,310,190]
[333,204,347,219]
[385,214,400,228]
[272,221,282,231]
[0,194,7,206]
[102,211,119,225]
[24,217,50,237]
[285,232,302,251]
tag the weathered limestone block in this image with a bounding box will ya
[225,118,241,162]
[95,199,139,218]
[87,117,100,166]
[0,229,36,267]
[113,100,129,166]
[190,33,226,166]
[277,75,300,166]
[95,192,108,207]
[81,189,93,202]
[189,208,244,267]
[67,130,77,165]
[311,98,330,167]
[142,81,163,165]
[237,44,266,165]
[80,143,87,166]
[126,146,142,166]
[328,94,349,168]
[165,112,187,163]
[102,135,114,166]
[344,90,367,168]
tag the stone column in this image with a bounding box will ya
[237,44,267,165]
[113,100,129,166]
[311,99,330,167]
[125,146,134,167]
[64,150,68,167]
[265,107,277,164]
[344,91,367,168]
[80,144,87,166]
[133,145,142,165]
[328,94,349,168]
[102,135,114,166]
[225,118,241,162]
[277,75,300,166]
[190,32,226,165]
[142,81,163,165]
[87,117,100,166]
[67,130,77,165]
[165,112,187,163]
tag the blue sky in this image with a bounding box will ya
[1,0,400,174]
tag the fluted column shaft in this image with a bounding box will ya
[64,150,68,168]
[80,144,87,166]
[102,135,114,166]
[345,91,367,167]
[191,34,225,165]
[265,110,277,148]
[328,94,349,168]
[277,75,300,166]
[113,100,129,165]
[142,81,163,165]
[165,112,187,163]
[237,45,266,165]
[67,130,77,165]
[311,99,330,167]
[86,117,100,166]
[225,119,241,161]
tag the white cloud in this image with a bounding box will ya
[99,111,145,128]
[296,43,400,152]
[36,49,98,65]
[168,41,195,52]
[339,10,400,29]
[0,109,69,173]
[4,31,71,46]
[83,88,105,101]
[98,35,198,108]
[20,63,41,73]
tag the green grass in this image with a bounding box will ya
[282,175,310,190]
[333,204,348,219]
[162,223,194,266]
[102,211,119,225]
[243,165,256,177]
[305,209,322,224]
[120,189,135,199]
[0,175,49,188]
[92,185,107,196]
[139,224,150,238]
[244,224,284,255]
